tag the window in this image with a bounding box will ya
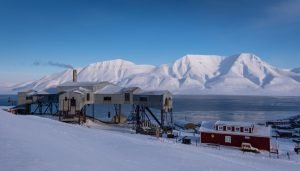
[227,126,231,131]
[164,97,171,106]
[26,96,33,100]
[104,96,112,101]
[86,93,90,101]
[125,93,130,101]
[70,97,76,106]
[139,97,148,102]
[218,125,223,131]
[225,136,231,143]
[244,127,249,133]
[235,127,240,132]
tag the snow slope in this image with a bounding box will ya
[5,53,300,95]
[0,82,17,94]
[11,69,80,92]
[0,110,299,171]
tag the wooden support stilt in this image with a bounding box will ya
[92,104,95,121]
[50,103,53,115]
[39,102,42,114]
[118,104,121,123]
[161,109,164,129]
[136,105,140,133]
[170,108,173,127]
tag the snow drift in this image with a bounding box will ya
[0,109,299,171]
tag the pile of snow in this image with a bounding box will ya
[1,110,299,171]
[5,53,300,95]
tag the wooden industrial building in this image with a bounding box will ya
[15,69,174,133]
[200,121,271,151]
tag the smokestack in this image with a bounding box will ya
[73,69,77,82]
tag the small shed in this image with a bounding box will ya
[17,90,37,106]
[174,120,197,130]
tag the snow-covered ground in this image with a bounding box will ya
[0,109,299,171]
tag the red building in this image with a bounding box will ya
[200,121,271,151]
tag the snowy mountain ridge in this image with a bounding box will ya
[8,53,300,95]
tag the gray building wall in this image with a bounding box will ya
[59,91,94,113]
[133,91,173,110]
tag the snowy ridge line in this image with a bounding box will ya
[5,53,300,95]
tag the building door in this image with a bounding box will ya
[70,97,76,115]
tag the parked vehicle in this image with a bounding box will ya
[241,143,260,153]
[294,144,300,154]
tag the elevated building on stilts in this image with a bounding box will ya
[15,69,174,134]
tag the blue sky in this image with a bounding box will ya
[0,0,300,83]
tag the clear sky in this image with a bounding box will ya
[0,0,300,83]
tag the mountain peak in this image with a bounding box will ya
[6,53,300,96]
[233,53,262,61]
[183,54,223,59]
[175,54,224,66]
[93,59,135,66]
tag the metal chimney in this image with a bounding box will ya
[73,69,77,82]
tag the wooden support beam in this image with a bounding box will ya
[92,104,95,121]
[161,109,164,128]
[145,107,163,128]
[136,105,140,133]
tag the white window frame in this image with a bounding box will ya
[218,125,223,131]
[226,126,231,131]
[244,127,249,133]
[225,136,231,143]
[235,127,240,132]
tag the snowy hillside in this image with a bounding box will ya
[292,68,300,74]
[1,109,299,171]
[6,53,300,95]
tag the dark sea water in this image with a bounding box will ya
[172,95,300,123]
[0,95,17,106]
[1,95,300,123]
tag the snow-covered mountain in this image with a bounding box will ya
[7,53,300,95]
[291,67,300,73]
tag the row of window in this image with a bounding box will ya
[61,93,131,102]
[103,93,131,102]
[212,135,251,144]
[217,125,251,133]
[224,136,251,144]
